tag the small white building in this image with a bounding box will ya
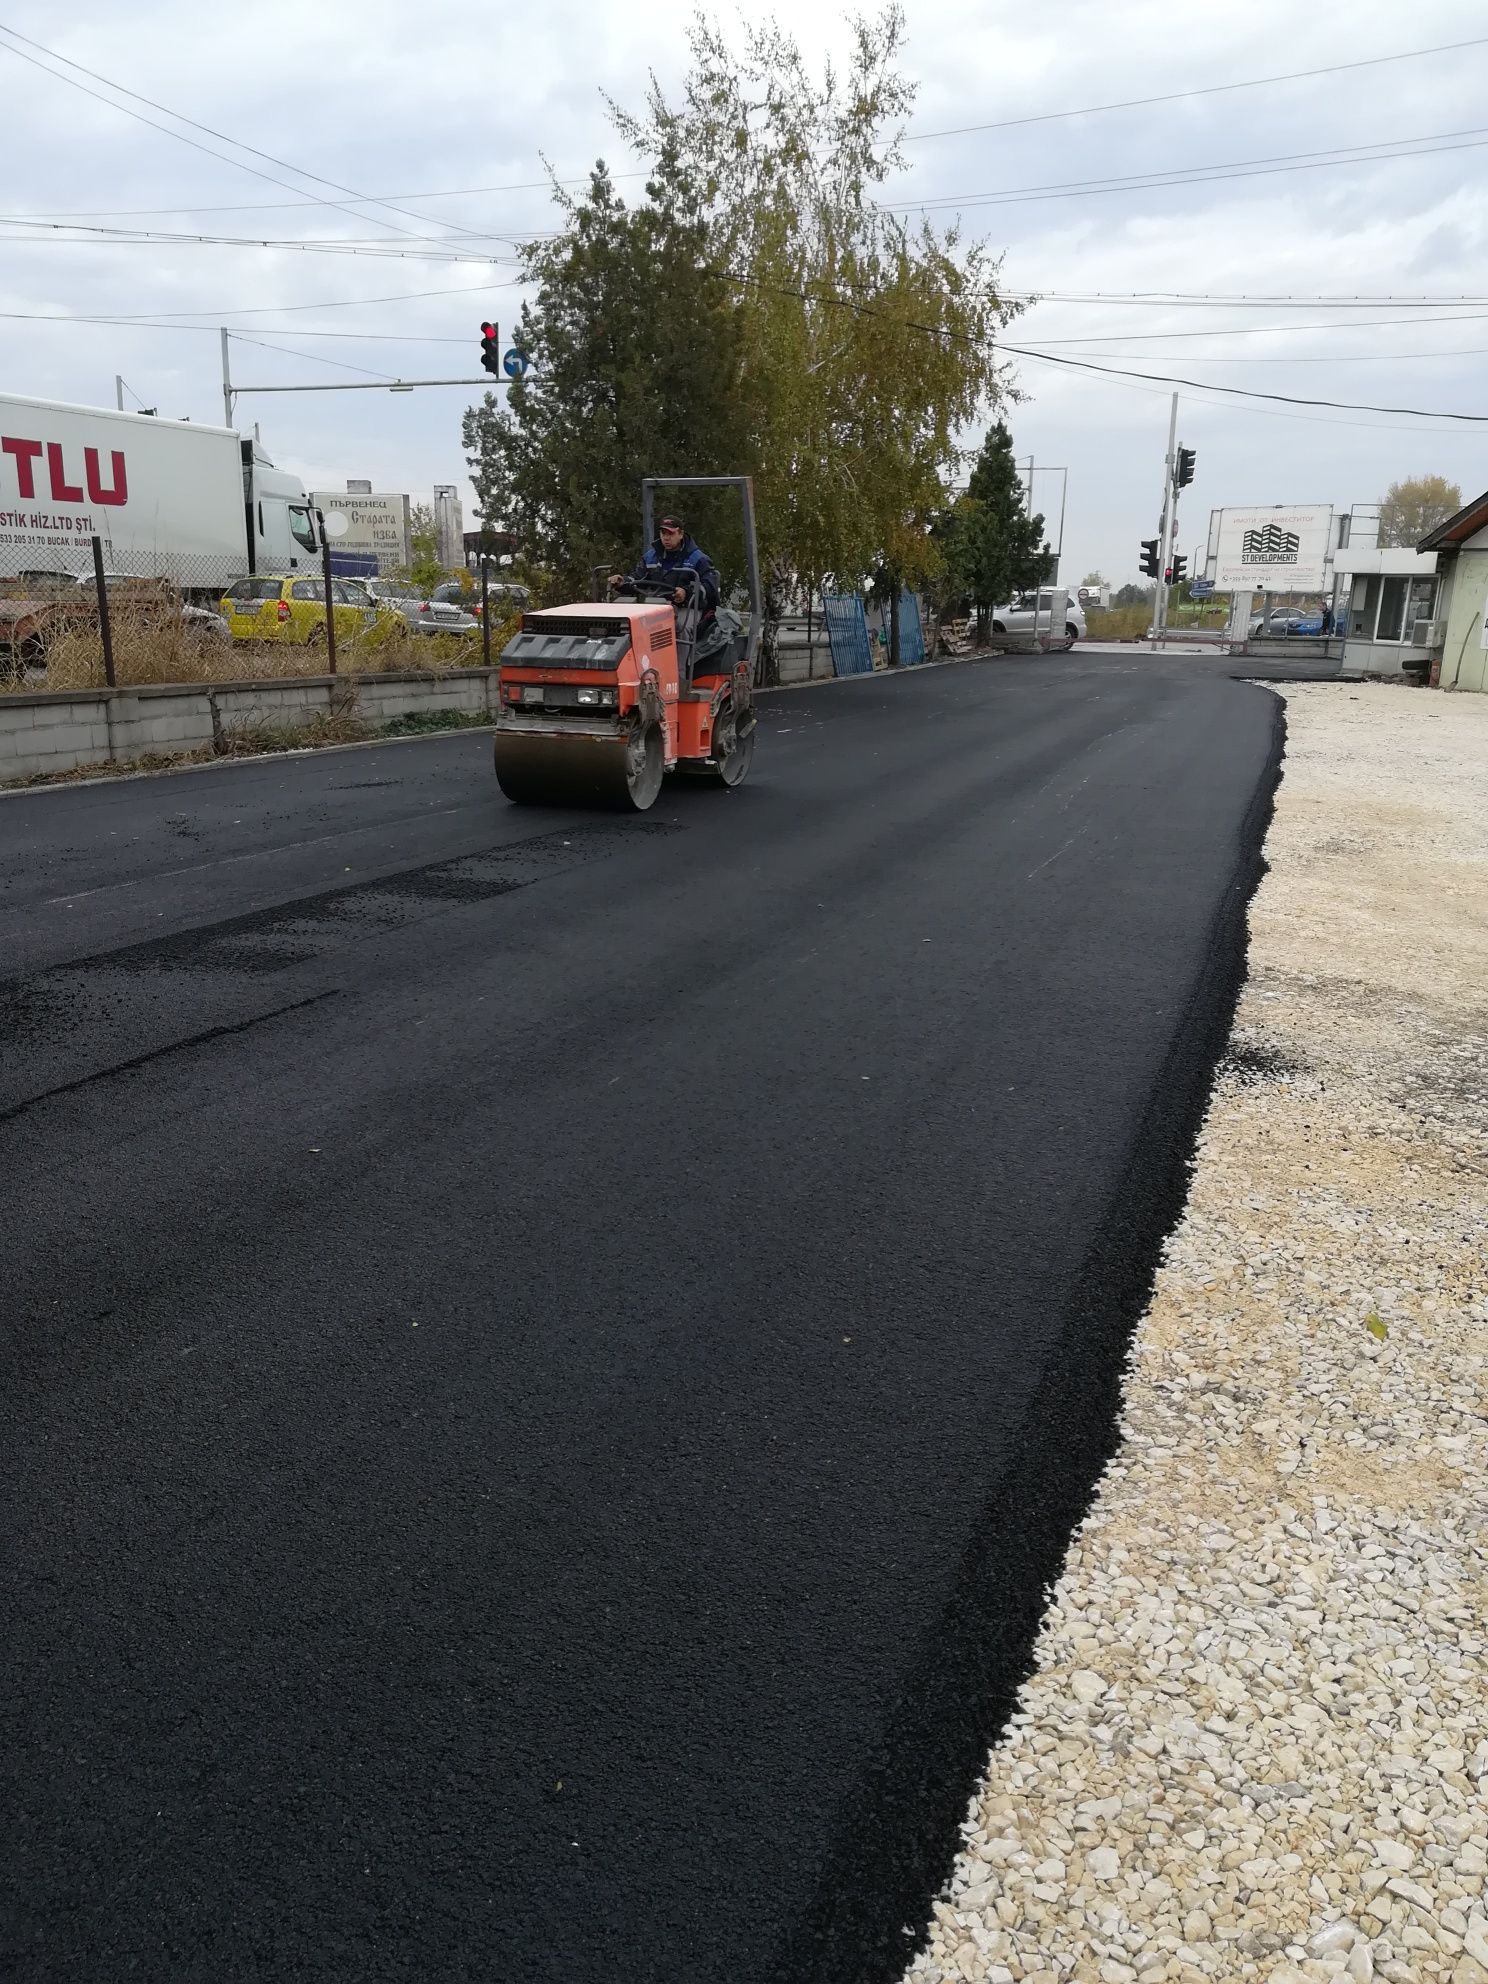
[1418,488,1488,693]
[1333,544,1441,679]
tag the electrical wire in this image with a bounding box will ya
[0,312,471,342]
[997,339,1488,419]
[1049,344,1488,365]
[720,267,1488,423]
[224,333,397,382]
[888,128,1488,215]
[901,33,1488,143]
[1025,309,1488,344]
[4,30,1483,230]
[0,20,522,251]
[0,224,500,263]
[0,278,523,324]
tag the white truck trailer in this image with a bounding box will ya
[0,392,318,590]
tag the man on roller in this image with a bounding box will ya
[610,513,720,628]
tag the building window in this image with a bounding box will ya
[1375,576,1408,643]
[1370,574,1437,643]
[1405,575,1437,636]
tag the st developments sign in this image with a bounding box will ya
[1210,504,1333,593]
[310,490,410,569]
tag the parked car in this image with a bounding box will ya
[991,589,1087,649]
[1248,607,1323,638]
[433,577,528,619]
[352,578,478,636]
[218,574,397,646]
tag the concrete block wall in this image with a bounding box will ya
[0,667,503,782]
[0,691,115,778]
[213,681,335,732]
[357,671,493,723]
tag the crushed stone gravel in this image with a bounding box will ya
[906,684,1488,1984]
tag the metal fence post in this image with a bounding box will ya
[317,510,337,675]
[91,535,116,688]
[480,536,491,670]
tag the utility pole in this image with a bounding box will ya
[221,328,234,430]
[115,376,125,412]
[1150,392,1178,649]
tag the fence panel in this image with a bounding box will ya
[822,591,874,677]
[0,536,497,696]
[899,591,927,665]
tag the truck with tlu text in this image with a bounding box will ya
[0,392,318,666]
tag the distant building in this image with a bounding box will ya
[433,486,465,570]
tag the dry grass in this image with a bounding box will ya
[5,606,523,694]
[1085,603,1229,642]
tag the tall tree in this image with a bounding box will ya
[462,156,751,598]
[939,422,1048,641]
[609,6,1020,671]
[1377,475,1462,548]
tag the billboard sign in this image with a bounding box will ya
[310,490,410,569]
[1212,504,1333,592]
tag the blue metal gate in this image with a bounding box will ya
[899,591,927,665]
[822,592,874,677]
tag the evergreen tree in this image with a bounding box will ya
[941,423,1048,641]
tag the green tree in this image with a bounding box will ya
[397,502,446,594]
[610,5,1019,670]
[462,155,751,598]
[1377,475,1462,548]
[937,422,1048,641]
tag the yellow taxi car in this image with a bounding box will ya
[219,574,399,646]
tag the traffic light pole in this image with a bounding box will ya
[1150,392,1178,650]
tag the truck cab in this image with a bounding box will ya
[242,441,317,573]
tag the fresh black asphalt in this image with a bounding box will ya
[1,652,1283,1983]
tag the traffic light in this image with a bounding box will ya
[1170,554,1188,585]
[1176,446,1196,489]
[480,322,501,376]
[1139,538,1160,579]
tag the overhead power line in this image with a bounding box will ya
[7,109,1482,261]
[901,33,1488,142]
[721,267,1488,423]
[1027,309,1488,344]
[997,340,1488,420]
[226,333,397,382]
[890,126,1488,215]
[0,20,519,251]
[0,279,520,326]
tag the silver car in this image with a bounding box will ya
[347,578,478,636]
[991,589,1087,650]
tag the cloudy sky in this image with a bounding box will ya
[3,0,1486,584]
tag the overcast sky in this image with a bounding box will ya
[3,0,1486,584]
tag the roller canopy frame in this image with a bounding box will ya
[640,476,762,683]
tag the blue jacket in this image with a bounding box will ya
[631,534,720,612]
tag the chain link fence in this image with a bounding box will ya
[0,536,521,694]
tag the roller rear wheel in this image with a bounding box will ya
[494,722,664,811]
[707,703,754,788]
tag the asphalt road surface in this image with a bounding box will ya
[2,654,1282,1983]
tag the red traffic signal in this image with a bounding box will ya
[479,322,501,376]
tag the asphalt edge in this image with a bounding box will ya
[777,685,1290,1984]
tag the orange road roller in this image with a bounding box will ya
[493,476,760,810]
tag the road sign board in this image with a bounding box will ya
[1189,577,1215,597]
[503,349,529,379]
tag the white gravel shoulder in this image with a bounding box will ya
[907,684,1488,1984]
